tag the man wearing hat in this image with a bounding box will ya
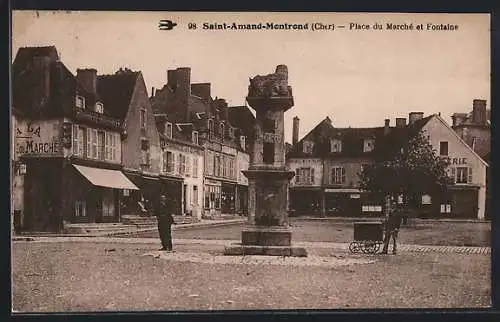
[154,194,176,251]
[380,199,403,255]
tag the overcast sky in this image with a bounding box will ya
[12,11,490,143]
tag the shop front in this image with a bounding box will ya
[22,158,139,231]
[289,188,321,216]
[204,179,221,216]
[159,175,183,216]
[124,172,166,215]
[221,182,236,214]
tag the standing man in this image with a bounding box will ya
[154,194,176,251]
[380,200,403,255]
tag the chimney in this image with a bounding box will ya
[167,70,177,90]
[292,116,300,146]
[175,67,191,122]
[191,83,212,102]
[384,119,390,135]
[396,118,406,128]
[76,68,97,95]
[32,56,51,102]
[451,113,468,127]
[408,112,424,125]
[472,99,487,124]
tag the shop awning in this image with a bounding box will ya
[324,188,362,193]
[73,165,139,190]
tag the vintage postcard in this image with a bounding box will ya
[11,11,491,311]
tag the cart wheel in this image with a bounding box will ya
[362,241,377,254]
[349,242,359,253]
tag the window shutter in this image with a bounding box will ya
[341,167,346,183]
[295,169,299,183]
[310,168,315,184]
[86,128,91,157]
[73,125,78,154]
[468,167,473,183]
[186,155,191,176]
[104,132,109,160]
[451,167,456,183]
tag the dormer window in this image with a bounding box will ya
[363,138,375,153]
[94,102,104,114]
[303,141,314,154]
[330,139,342,153]
[165,122,173,139]
[75,95,85,109]
[192,131,199,145]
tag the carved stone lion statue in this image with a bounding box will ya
[248,65,293,98]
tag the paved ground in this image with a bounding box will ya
[16,236,491,255]
[119,219,492,247]
[12,240,491,311]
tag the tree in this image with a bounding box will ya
[359,130,453,217]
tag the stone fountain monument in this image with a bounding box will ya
[224,65,307,257]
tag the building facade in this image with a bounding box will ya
[95,68,163,215]
[151,67,250,217]
[12,47,138,232]
[286,112,488,219]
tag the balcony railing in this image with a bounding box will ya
[74,108,121,129]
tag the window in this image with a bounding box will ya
[97,131,105,160]
[95,102,104,114]
[330,167,346,184]
[166,122,173,138]
[303,141,314,154]
[164,151,174,173]
[296,167,315,185]
[330,139,342,153]
[263,142,275,163]
[91,129,98,158]
[178,154,186,175]
[363,139,375,153]
[140,108,146,129]
[204,186,211,209]
[421,195,432,205]
[75,95,85,109]
[185,155,191,177]
[206,151,214,176]
[75,200,87,217]
[112,133,119,161]
[73,125,86,156]
[102,190,115,217]
[456,167,469,184]
[141,139,150,166]
[208,119,214,140]
[262,118,275,133]
[240,136,246,150]
[215,155,221,176]
[222,156,227,177]
[192,131,199,145]
[193,186,198,205]
[440,204,452,213]
[220,123,225,141]
[193,157,198,178]
[440,141,449,156]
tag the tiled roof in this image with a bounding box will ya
[97,71,139,121]
[286,115,433,160]
[228,105,255,137]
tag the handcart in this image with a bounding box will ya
[348,221,384,254]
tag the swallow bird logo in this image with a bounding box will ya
[159,20,177,30]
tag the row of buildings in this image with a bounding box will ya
[10,46,490,232]
[11,46,254,232]
[287,103,490,220]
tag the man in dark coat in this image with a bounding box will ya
[155,195,175,251]
[380,200,403,255]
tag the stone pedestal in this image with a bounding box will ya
[224,65,307,257]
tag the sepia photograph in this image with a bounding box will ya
[10,10,491,311]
